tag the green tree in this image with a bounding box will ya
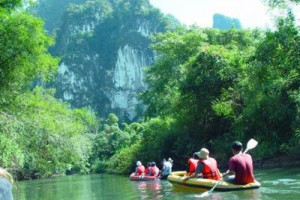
[0,112,24,169]
[0,8,58,107]
[91,114,131,161]
[90,114,144,173]
[266,0,300,8]
[0,0,101,178]
[140,27,208,117]
[0,0,22,9]
[140,27,262,158]
[9,87,98,177]
[234,13,300,156]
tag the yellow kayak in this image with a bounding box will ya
[167,171,261,191]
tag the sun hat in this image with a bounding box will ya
[196,148,209,159]
[136,161,142,166]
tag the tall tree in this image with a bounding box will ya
[140,27,207,117]
[0,0,22,9]
[0,7,58,107]
[0,1,99,178]
[234,13,300,156]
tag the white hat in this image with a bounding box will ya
[136,161,142,166]
[196,148,209,159]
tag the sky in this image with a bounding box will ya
[149,0,300,29]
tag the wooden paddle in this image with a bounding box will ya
[197,138,258,198]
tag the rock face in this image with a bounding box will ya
[110,45,148,120]
[213,13,242,29]
[35,0,173,122]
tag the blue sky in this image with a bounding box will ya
[149,0,293,29]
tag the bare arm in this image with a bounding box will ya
[183,162,203,182]
[222,170,235,177]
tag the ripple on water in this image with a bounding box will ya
[263,178,300,186]
[260,187,293,195]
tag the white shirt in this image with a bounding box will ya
[0,177,13,200]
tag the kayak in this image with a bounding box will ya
[167,171,261,191]
[129,173,157,181]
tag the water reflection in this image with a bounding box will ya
[234,189,262,200]
[131,180,165,199]
[190,189,262,200]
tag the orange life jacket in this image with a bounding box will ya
[200,158,221,180]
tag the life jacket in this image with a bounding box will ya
[200,157,221,180]
[150,166,160,176]
[188,158,199,175]
[136,165,145,175]
[144,167,151,175]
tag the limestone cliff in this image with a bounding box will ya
[35,0,175,122]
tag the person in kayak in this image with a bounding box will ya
[183,148,221,181]
[149,162,160,177]
[187,152,199,176]
[160,158,173,179]
[222,141,255,184]
[144,162,152,176]
[134,161,145,176]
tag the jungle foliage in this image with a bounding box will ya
[0,1,99,179]
[109,1,300,171]
[102,9,300,171]
[1,0,300,179]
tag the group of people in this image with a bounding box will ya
[134,158,173,179]
[184,141,255,185]
[132,140,255,185]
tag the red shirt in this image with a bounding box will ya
[229,153,254,184]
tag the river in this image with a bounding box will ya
[12,167,300,200]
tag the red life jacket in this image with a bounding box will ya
[136,165,145,175]
[200,158,221,180]
[150,166,160,176]
[144,167,150,175]
[188,158,199,175]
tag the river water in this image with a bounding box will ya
[13,167,300,200]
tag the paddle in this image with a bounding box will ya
[197,138,258,198]
[243,138,258,154]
